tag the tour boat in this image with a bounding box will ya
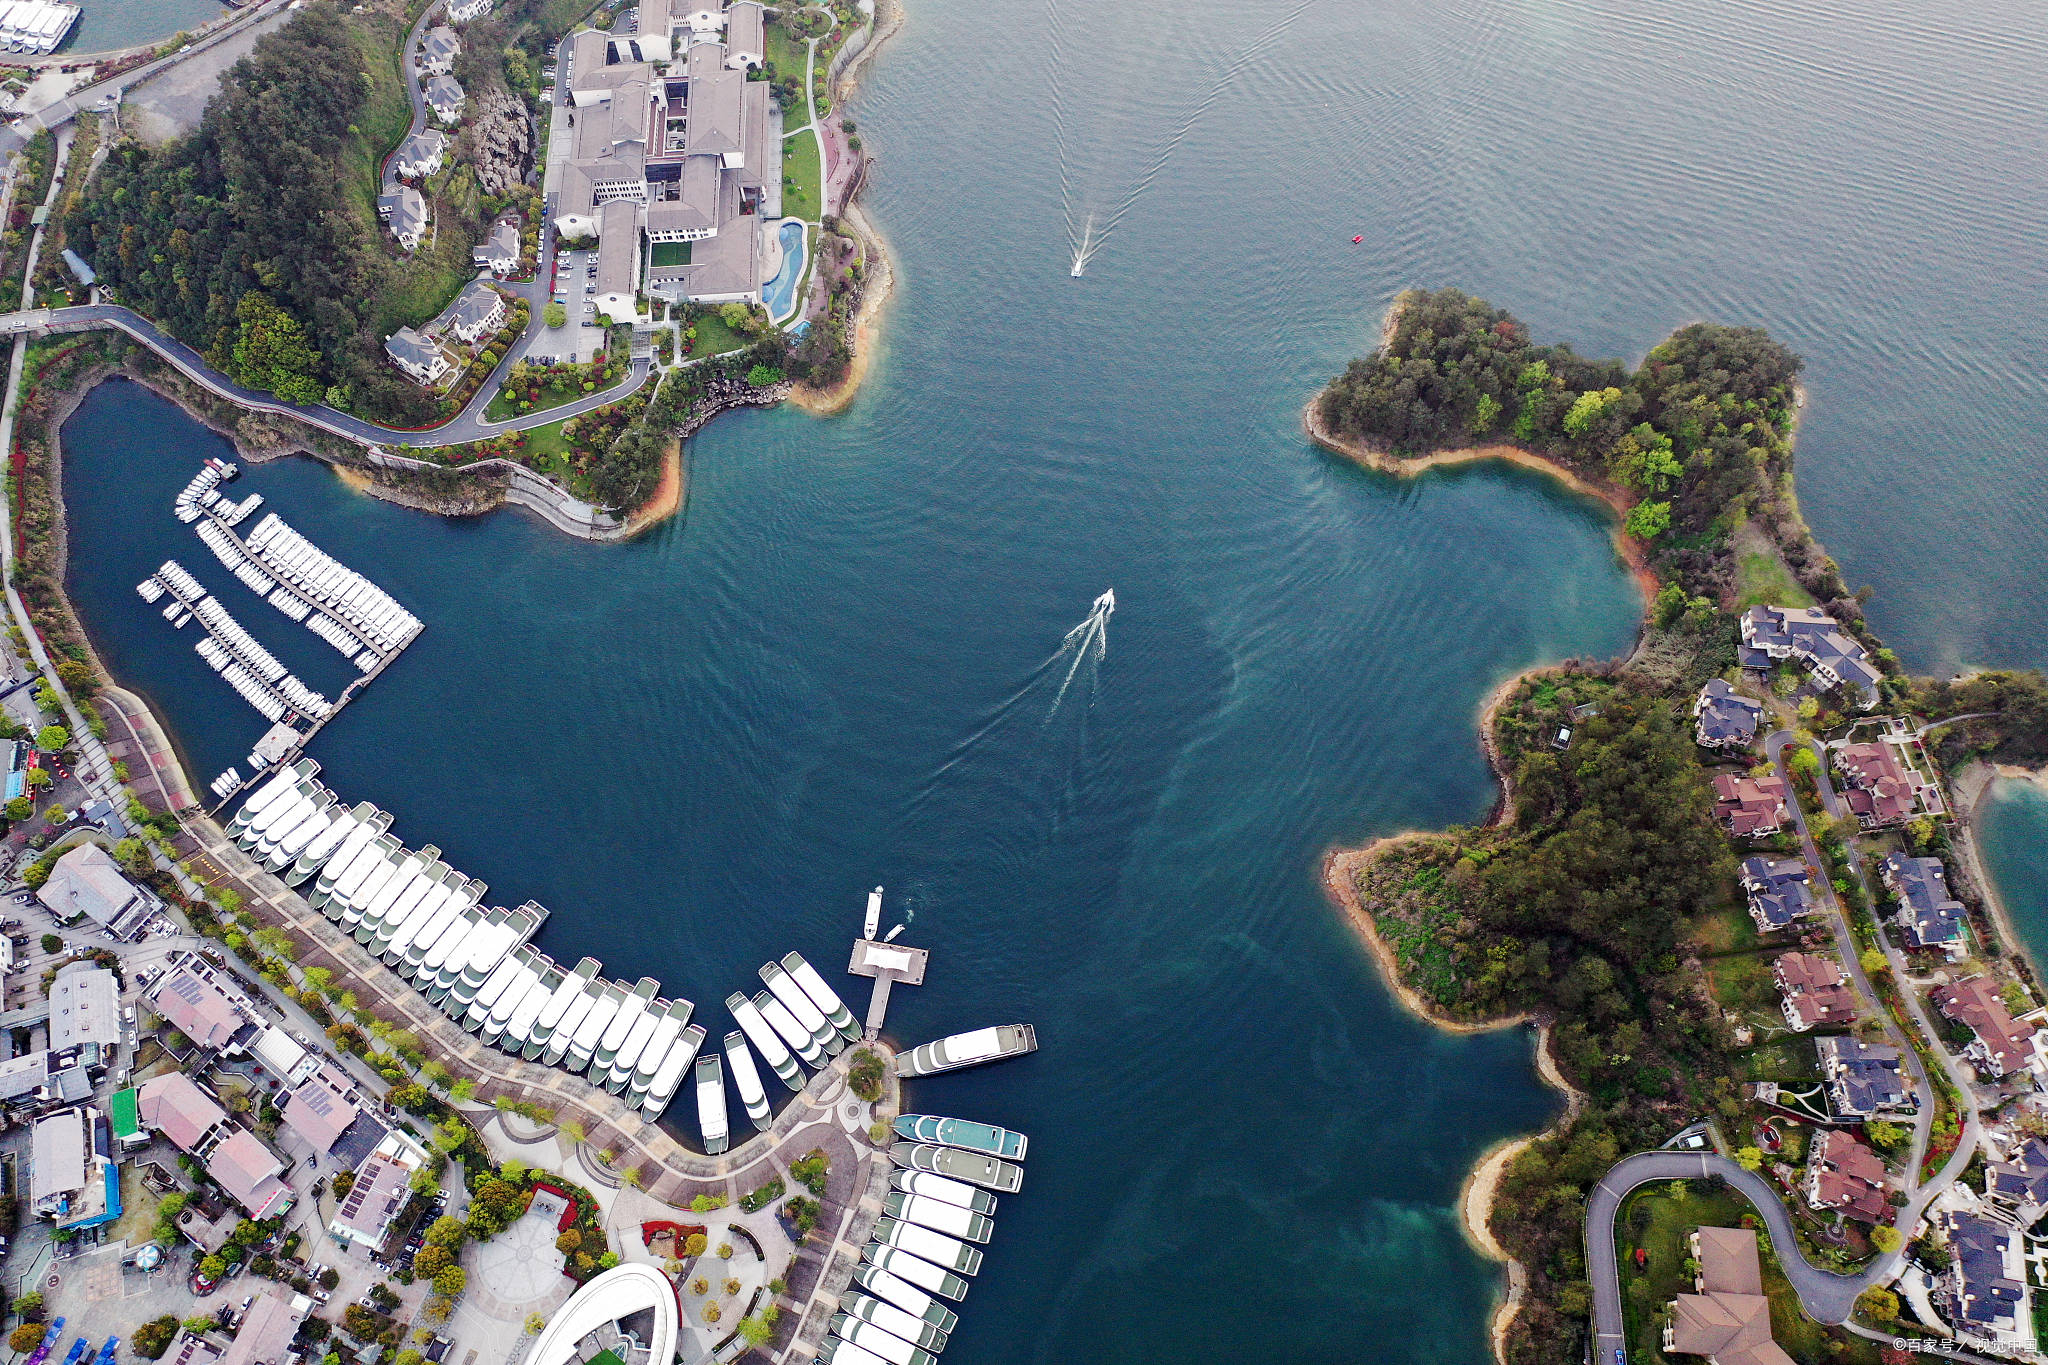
[727,992,803,1090]
[871,1217,983,1276]
[761,961,841,1055]
[849,1263,960,1334]
[892,1115,1028,1160]
[838,1295,948,1355]
[891,1170,996,1216]
[724,1030,772,1129]
[883,1191,992,1244]
[895,1025,1036,1079]
[695,1053,730,1155]
[829,1315,938,1365]
[861,1244,969,1303]
[887,1143,1023,1195]
[782,951,861,1044]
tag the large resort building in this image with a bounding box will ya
[558,0,774,320]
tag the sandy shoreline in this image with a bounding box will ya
[787,201,894,417]
[1301,396,1663,610]
[1322,839,1588,1363]
[622,438,684,535]
[1952,759,2048,979]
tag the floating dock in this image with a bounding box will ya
[848,938,928,1038]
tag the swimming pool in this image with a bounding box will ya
[761,219,807,322]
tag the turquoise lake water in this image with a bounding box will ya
[57,0,2048,1359]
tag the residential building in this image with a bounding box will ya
[385,327,452,386]
[448,0,492,21]
[1694,679,1764,750]
[471,218,521,274]
[135,1071,229,1152]
[1712,772,1789,838]
[282,1062,389,1170]
[1662,1226,1793,1365]
[38,842,160,938]
[1739,604,1882,709]
[425,74,467,123]
[152,959,262,1054]
[1938,1210,2029,1350]
[1986,1136,2048,1225]
[393,128,448,180]
[448,281,507,344]
[1817,1035,1913,1118]
[1882,852,1966,955]
[1772,952,1856,1031]
[1933,975,2047,1080]
[49,961,121,1054]
[207,1128,294,1220]
[419,25,461,75]
[28,1106,121,1230]
[165,1333,224,1365]
[134,1070,294,1219]
[0,1050,54,1105]
[329,1131,422,1252]
[219,1290,311,1365]
[251,1026,321,1089]
[1802,1128,1890,1223]
[1834,740,1937,828]
[554,3,772,309]
[1740,855,1815,932]
[379,184,429,252]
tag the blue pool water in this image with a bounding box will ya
[762,219,807,320]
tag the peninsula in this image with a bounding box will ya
[1315,288,2048,1365]
[0,0,896,541]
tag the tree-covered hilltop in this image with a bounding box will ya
[1318,288,1807,604]
[77,9,437,424]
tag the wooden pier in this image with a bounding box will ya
[847,938,927,1038]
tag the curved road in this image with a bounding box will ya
[2,302,651,446]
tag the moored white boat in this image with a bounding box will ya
[887,1144,1023,1195]
[895,1025,1037,1079]
[861,1244,970,1303]
[695,1053,729,1155]
[891,1171,996,1216]
[727,992,802,1090]
[641,1023,704,1116]
[762,961,840,1055]
[723,1031,771,1130]
[753,990,825,1066]
[783,951,861,1044]
[882,1192,992,1244]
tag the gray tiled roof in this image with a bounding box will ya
[1884,852,1965,946]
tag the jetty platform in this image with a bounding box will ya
[848,938,927,1037]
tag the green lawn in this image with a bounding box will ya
[782,130,822,223]
[1704,950,1778,1016]
[1736,549,1816,610]
[651,240,692,267]
[765,21,809,107]
[1615,1183,1881,1365]
[683,312,749,359]
[1692,902,1761,956]
[1738,1037,1822,1084]
[519,417,573,468]
[488,378,587,424]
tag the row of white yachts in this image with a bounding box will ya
[227,759,865,1133]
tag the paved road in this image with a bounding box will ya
[1587,1150,1877,1359]
[3,302,651,445]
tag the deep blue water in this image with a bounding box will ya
[57,0,2048,1359]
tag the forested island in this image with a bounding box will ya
[1314,289,2048,1365]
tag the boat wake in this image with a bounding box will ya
[1049,586,1114,714]
[1063,0,1316,275]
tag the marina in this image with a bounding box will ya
[0,0,81,53]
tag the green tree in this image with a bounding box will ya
[1734,1146,1762,1171]
[1611,423,1681,491]
[523,1313,546,1336]
[10,1323,47,1353]
[1861,947,1889,977]
[197,1253,227,1281]
[39,933,61,954]
[24,766,50,790]
[13,1292,44,1321]
[35,724,68,750]
[6,796,32,820]
[217,292,326,403]
[1623,500,1671,539]
[432,1265,468,1297]
[1857,1283,1899,1319]
[1469,391,1502,436]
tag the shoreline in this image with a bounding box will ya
[1321,841,1586,1361]
[1301,396,1663,610]
[622,438,685,535]
[786,200,894,416]
[1953,759,2048,979]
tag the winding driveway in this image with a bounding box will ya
[0,302,651,445]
